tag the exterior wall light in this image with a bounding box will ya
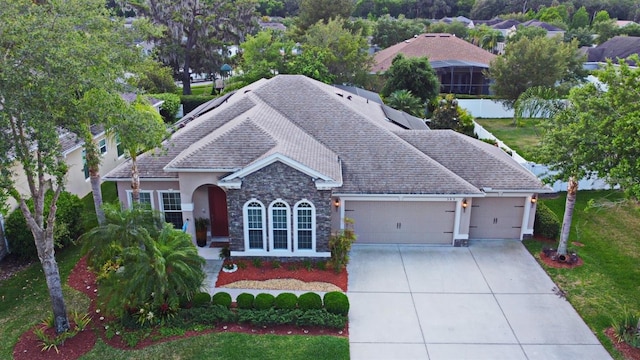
[462,198,468,212]
[334,198,340,210]
[531,195,537,204]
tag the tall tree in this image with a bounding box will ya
[488,36,586,108]
[132,0,258,95]
[571,6,590,29]
[373,15,425,49]
[381,54,440,104]
[304,18,373,85]
[297,0,354,31]
[538,56,640,255]
[0,0,137,334]
[113,98,168,203]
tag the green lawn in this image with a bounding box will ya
[523,190,640,360]
[475,118,542,161]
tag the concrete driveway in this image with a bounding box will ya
[347,240,612,360]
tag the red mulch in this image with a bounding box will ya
[13,256,348,360]
[216,260,348,291]
[605,328,640,360]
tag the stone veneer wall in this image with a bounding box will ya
[226,162,332,254]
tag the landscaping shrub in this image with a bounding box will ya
[274,293,298,310]
[180,95,215,115]
[534,202,560,240]
[323,292,350,316]
[298,292,322,311]
[237,308,298,326]
[150,93,181,123]
[211,292,232,308]
[236,293,255,309]
[296,309,347,329]
[176,305,236,326]
[5,190,83,260]
[329,217,356,273]
[253,293,275,310]
[611,308,640,348]
[191,292,211,308]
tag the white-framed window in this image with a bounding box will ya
[159,191,183,229]
[269,200,290,251]
[294,200,315,251]
[99,138,107,154]
[243,199,266,251]
[115,135,124,157]
[81,150,90,179]
[126,190,153,209]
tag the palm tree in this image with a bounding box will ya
[385,90,425,117]
[99,223,205,317]
[80,203,165,269]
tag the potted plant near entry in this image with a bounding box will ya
[195,217,210,247]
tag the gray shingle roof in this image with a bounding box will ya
[106,75,546,194]
[396,130,545,190]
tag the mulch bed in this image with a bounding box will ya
[216,260,348,291]
[605,328,640,360]
[539,250,584,269]
[13,256,348,360]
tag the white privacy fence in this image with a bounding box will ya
[473,121,613,192]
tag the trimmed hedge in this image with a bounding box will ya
[534,202,560,240]
[192,292,211,308]
[274,293,298,310]
[253,293,275,310]
[212,292,232,308]
[236,293,255,309]
[323,291,350,316]
[298,292,322,311]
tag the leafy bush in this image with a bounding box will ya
[211,292,232,308]
[296,309,347,329]
[253,293,275,310]
[192,292,211,308]
[534,202,560,240]
[323,292,350,316]
[175,304,236,326]
[236,293,255,309]
[298,292,322,311]
[150,93,181,123]
[329,217,356,273]
[252,258,263,268]
[5,190,83,259]
[180,95,215,115]
[237,308,298,326]
[274,293,298,310]
[612,308,640,348]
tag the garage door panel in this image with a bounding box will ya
[347,201,455,244]
[469,198,524,239]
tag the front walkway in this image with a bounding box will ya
[347,241,612,360]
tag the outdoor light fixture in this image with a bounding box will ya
[462,198,468,212]
[334,198,340,209]
[531,195,538,204]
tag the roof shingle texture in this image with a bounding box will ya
[372,33,496,73]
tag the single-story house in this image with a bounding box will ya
[582,36,640,68]
[105,75,550,258]
[372,33,496,95]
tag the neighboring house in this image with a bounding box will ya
[520,20,565,38]
[259,21,287,32]
[105,75,550,258]
[439,16,475,28]
[372,33,496,95]
[582,36,640,67]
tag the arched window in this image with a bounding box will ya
[243,200,266,251]
[269,200,290,251]
[294,200,316,252]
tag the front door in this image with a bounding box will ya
[208,186,229,236]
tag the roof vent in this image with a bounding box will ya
[404,40,411,43]
[347,95,352,100]
[336,93,343,97]
[244,89,252,93]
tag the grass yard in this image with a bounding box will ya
[475,118,542,162]
[524,190,640,359]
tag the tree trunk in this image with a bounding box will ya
[131,156,140,203]
[182,52,192,95]
[41,251,69,334]
[89,167,105,225]
[558,177,578,255]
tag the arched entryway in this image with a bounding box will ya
[208,186,229,236]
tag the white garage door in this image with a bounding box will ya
[346,201,455,244]
[469,197,525,239]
